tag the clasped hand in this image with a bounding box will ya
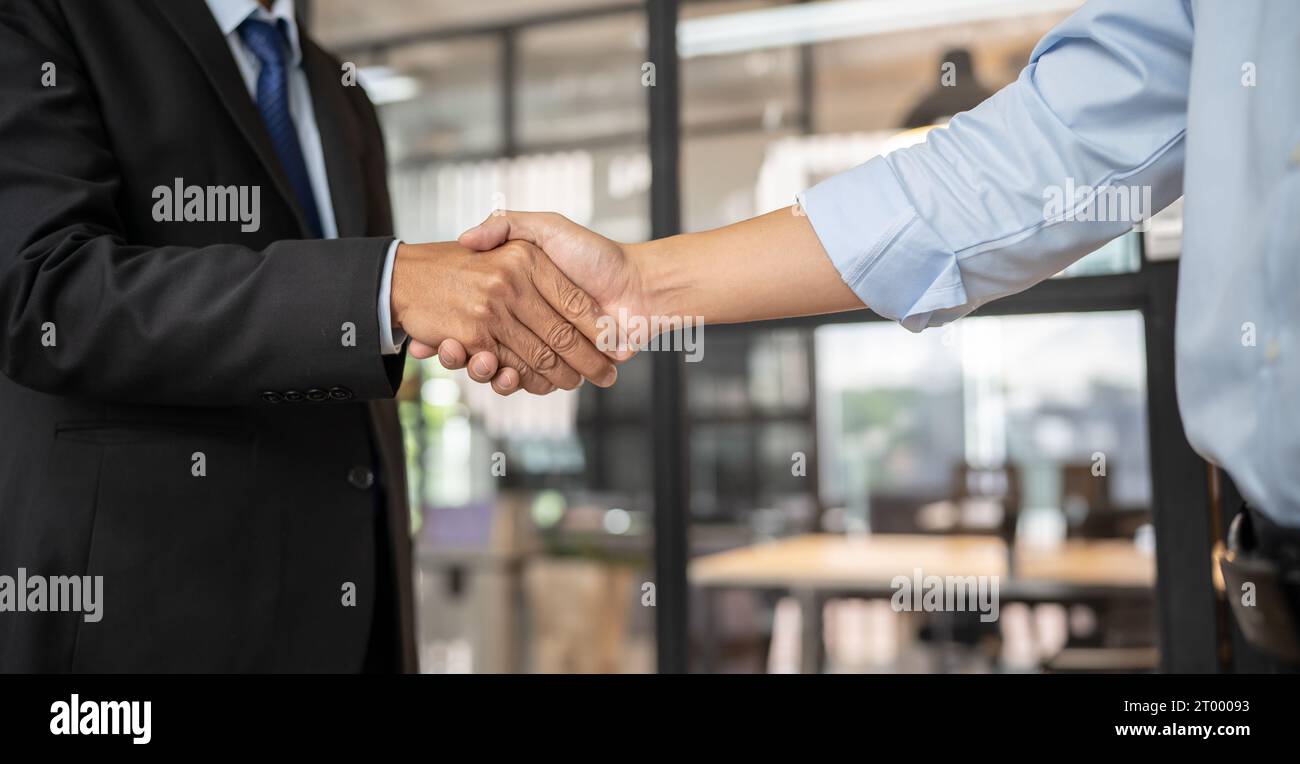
[391,216,639,395]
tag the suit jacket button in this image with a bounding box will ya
[329,386,354,401]
[283,390,304,403]
[306,388,327,402]
[348,466,374,490]
[261,391,283,403]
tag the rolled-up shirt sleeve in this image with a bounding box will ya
[798,0,1194,332]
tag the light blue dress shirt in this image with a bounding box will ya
[204,0,404,355]
[799,0,1300,525]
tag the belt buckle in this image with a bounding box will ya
[1219,548,1300,663]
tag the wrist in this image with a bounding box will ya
[626,237,685,320]
[390,241,423,329]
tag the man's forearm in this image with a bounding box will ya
[441,206,870,394]
[630,206,866,325]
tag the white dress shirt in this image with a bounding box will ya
[204,0,403,355]
[799,0,1300,524]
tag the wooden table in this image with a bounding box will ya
[689,533,1155,672]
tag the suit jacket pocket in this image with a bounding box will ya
[60,421,276,672]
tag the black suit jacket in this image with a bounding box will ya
[0,0,417,672]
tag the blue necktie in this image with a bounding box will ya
[237,17,323,238]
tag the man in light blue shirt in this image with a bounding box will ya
[798,0,1299,536]
[447,0,1300,652]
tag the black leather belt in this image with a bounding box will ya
[1219,506,1300,664]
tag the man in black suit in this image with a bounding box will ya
[0,0,617,672]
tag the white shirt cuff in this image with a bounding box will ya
[378,238,407,355]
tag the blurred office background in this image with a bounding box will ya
[304,0,1187,674]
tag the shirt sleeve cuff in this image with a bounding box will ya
[378,238,407,355]
[798,155,971,332]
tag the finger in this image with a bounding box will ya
[493,309,581,390]
[491,367,521,396]
[466,350,499,383]
[514,276,618,387]
[493,240,618,384]
[436,339,467,369]
[463,217,631,367]
[492,345,555,395]
[409,339,438,360]
[526,251,623,378]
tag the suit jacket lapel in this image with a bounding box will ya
[152,0,313,238]
[301,38,368,239]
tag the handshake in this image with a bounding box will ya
[391,211,648,396]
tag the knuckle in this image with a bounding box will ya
[545,320,581,353]
[480,273,510,298]
[531,345,559,373]
[557,281,595,319]
[503,240,535,263]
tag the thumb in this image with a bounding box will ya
[458,213,512,251]
[459,211,567,252]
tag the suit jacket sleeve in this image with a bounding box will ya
[0,2,405,407]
